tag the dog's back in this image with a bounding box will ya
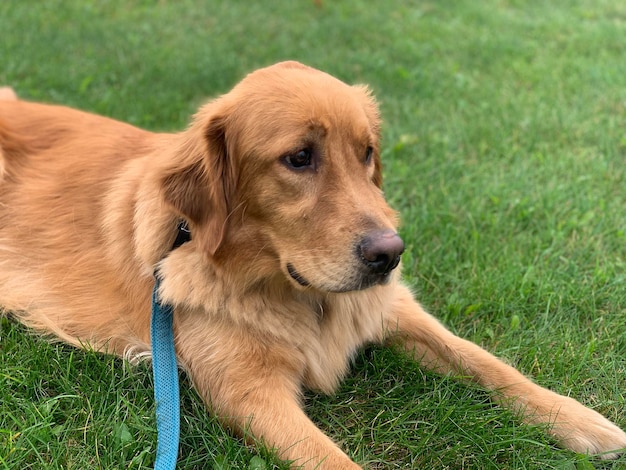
[0,94,157,352]
[0,87,16,101]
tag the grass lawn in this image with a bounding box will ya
[1,0,626,468]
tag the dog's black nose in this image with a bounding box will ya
[358,230,404,275]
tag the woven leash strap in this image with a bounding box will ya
[151,274,181,469]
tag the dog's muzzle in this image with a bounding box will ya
[286,230,404,292]
[357,229,404,277]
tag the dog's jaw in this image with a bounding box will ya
[285,261,397,293]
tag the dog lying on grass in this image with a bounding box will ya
[0,62,624,468]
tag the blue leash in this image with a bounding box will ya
[151,274,180,470]
[150,221,190,469]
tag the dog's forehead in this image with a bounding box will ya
[243,61,346,89]
[231,65,376,137]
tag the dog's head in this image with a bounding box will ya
[162,61,403,293]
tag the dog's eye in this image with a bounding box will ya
[283,149,313,170]
[364,146,373,165]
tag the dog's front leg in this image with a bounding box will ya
[385,284,626,458]
[175,324,361,469]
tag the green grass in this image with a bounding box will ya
[1,0,626,468]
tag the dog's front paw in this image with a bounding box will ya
[548,395,626,459]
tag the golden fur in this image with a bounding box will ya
[0,62,624,468]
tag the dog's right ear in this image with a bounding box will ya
[161,105,234,256]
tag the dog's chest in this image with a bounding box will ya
[160,250,392,393]
[297,290,390,394]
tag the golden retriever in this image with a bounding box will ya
[0,62,624,468]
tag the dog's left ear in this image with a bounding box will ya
[354,84,383,188]
[161,102,235,256]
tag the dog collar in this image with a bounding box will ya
[171,220,191,250]
[151,219,190,469]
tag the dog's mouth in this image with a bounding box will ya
[286,262,395,293]
[287,263,311,288]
